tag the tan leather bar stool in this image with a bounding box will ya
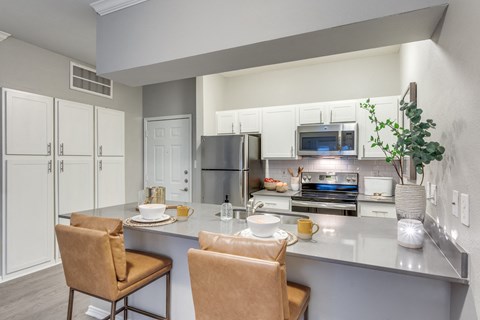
[188,231,310,320]
[55,213,172,320]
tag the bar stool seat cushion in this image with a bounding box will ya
[117,250,172,295]
[287,282,311,320]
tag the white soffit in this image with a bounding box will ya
[90,0,148,16]
[0,31,11,42]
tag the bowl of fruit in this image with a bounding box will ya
[276,182,288,193]
[264,178,280,191]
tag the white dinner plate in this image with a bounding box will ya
[131,214,170,223]
[238,228,289,240]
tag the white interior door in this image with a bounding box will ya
[4,89,53,155]
[96,158,125,208]
[5,159,54,275]
[57,158,94,215]
[145,117,191,202]
[56,99,93,156]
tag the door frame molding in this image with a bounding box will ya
[143,114,192,202]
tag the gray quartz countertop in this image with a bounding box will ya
[252,189,300,197]
[357,194,396,204]
[60,202,467,284]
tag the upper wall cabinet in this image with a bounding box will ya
[298,103,329,125]
[262,106,297,159]
[4,89,53,156]
[298,100,356,125]
[56,99,93,156]
[216,111,237,134]
[96,107,125,156]
[330,100,357,123]
[216,109,261,134]
[358,96,400,159]
[237,108,261,133]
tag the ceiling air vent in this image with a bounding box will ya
[70,62,113,99]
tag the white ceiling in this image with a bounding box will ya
[0,0,97,66]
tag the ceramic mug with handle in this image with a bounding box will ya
[297,218,319,240]
[177,205,194,221]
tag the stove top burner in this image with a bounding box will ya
[292,191,358,203]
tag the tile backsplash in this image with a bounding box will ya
[266,158,399,194]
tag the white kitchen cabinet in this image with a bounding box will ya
[4,159,54,276]
[216,111,237,134]
[298,103,328,125]
[56,99,93,156]
[57,158,94,216]
[358,96,400,159]
[261,106,297,159]
[253,195,291,210]
[216,109,261,134]
[358,202,396,218]
[96,107,125,156]
[96,158,125,208]
[4,89,53,156]
[238,108,261,133]
[330,100,357,123]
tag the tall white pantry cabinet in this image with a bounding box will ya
[0,88,125,281]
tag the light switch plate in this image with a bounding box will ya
[460,193,469,226]
[430,184,437,205]
[452,190,459,217]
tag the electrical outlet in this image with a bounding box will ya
[430,184,437,205]
[460,193,470,227]
[452,190,459,217]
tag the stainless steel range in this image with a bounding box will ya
[291,172,358,216]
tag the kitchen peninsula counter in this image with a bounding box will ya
[61,202,467,320]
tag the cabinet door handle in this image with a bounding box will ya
[291,145,294,157]
[231,123,234,133]
[363,145,365,157]
[320,112,323,124]
[60,143,64,155]
[372,210,388,214]
[99,145,103,156]
[239,122,242,132]
[330,110,333,122]
[265,202,277,206]
[47,143,51,155]
[99,160,103,171]
[48,160,52,173]
[60,160,64,172]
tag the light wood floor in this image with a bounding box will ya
[0,264,95,320]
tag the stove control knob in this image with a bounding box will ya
[302,176,307,182]
[307,175,312,181]
[346,177,351,182]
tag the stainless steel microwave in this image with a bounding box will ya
[297,123,358,157]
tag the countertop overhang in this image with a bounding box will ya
[60,202,468,284]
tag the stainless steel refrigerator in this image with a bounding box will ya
[201,134,263,207]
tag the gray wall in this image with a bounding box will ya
[399,0,480,318]
[0,37,143,202]
[143,78,198,201]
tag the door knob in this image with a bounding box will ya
[180,187,188,192]
[184,170,188,174]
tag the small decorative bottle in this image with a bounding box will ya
[220,194,233,221]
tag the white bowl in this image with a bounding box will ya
[138,204,167,220]
[246,215,281,238]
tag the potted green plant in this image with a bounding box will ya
[360,99,445,222]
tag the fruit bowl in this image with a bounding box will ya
[264,181,277,191]
[276,184,289,193]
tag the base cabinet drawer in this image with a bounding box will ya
[359,202,396,218]
[253,195,291,210]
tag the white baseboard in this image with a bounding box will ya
[86,305,124,320]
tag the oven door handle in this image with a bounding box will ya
[291,200,356,210]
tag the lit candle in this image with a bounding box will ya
[397,219,424,249]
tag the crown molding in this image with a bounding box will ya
[0,31,11,42]
[90,0,148,16]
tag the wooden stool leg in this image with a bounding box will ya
[304,305,309,320]
[110,301,117,320]
[166,271,171,320]
[67,288,74,320]
[124,296,128,320]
